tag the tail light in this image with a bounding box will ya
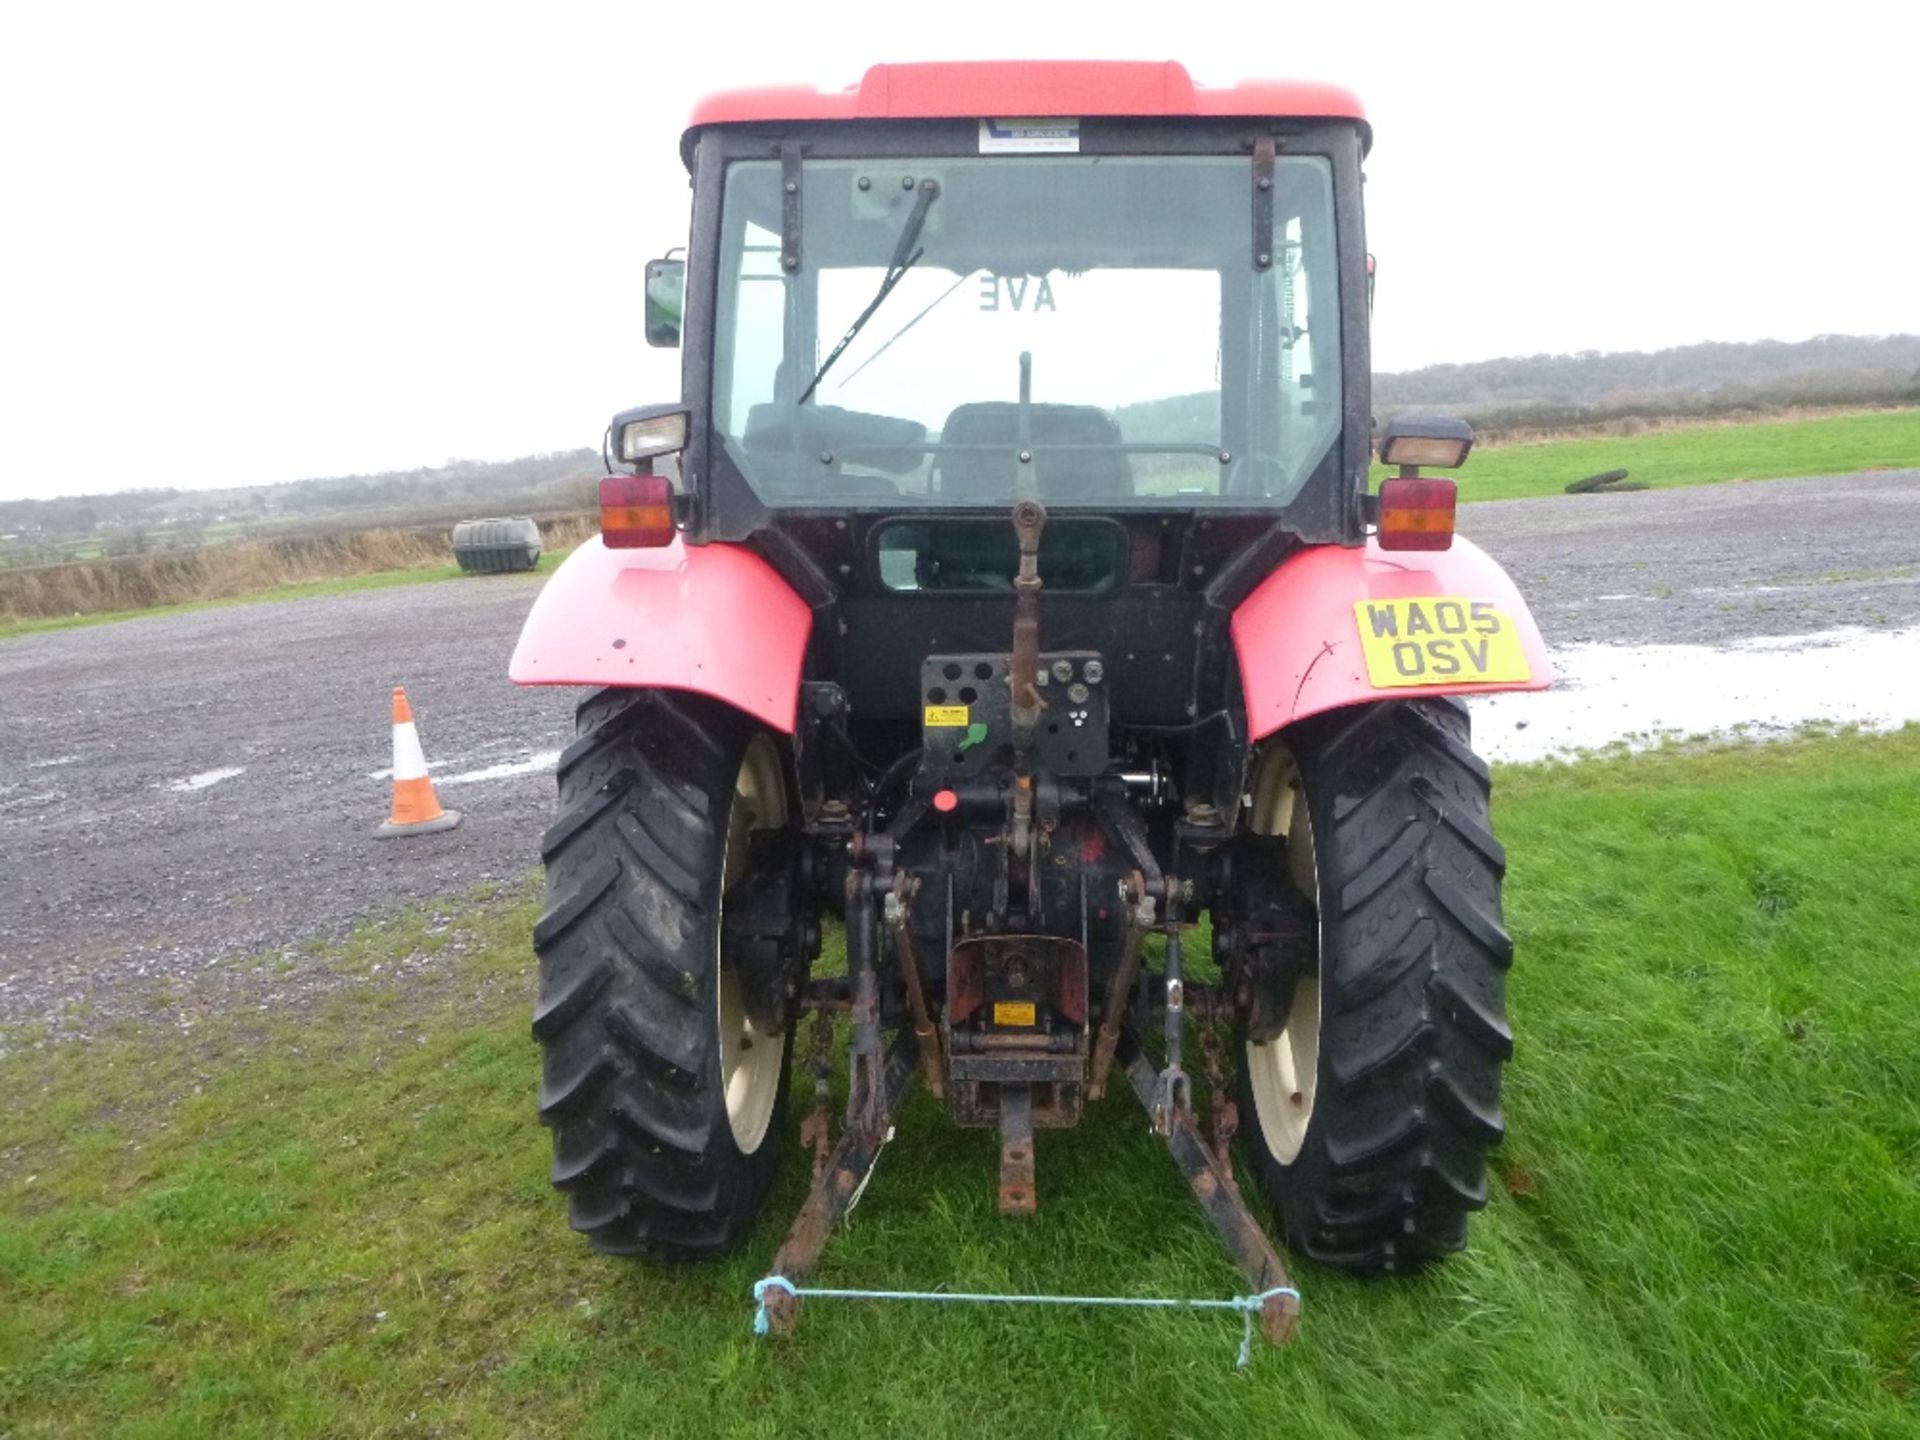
[1376,475,1457,551]
[599,472,676,548]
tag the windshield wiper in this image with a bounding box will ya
[798,177,940,404]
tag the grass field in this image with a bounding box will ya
[1450,407,1920,501]
[3,730,1916,1436]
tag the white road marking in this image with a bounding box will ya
[1473,625,1920,763]
[437,750,562,786]
[367,746,498,782]
[0,789,63,814]
[165,766,247,793]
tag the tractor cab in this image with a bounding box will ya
[648,64,1371,550]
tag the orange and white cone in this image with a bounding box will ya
[376,686,462,838]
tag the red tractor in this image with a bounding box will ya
[511,61,1551,1344]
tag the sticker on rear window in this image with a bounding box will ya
[980,118,1080,154]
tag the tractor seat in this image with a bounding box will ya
[740,402,926,497]
[935,403,1134,503]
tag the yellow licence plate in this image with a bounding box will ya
[1353,597,1532,688]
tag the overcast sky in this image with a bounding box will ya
[1,0,1914,502]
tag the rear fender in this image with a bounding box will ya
[509,536,812,733]
[1231,536,1553,743]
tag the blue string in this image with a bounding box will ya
[750,1274,1298,1368]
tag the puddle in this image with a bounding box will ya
[437,750,562,786]
[165,766,247,793]
[1472,625,1920,763]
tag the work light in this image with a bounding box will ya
[616,409,688,464]
[1376,415,1474,470]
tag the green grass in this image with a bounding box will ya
[0,550,569,642]
[1444,407,1920,502]
[4,732,1919,1436]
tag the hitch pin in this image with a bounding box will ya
[1154,922,1191,1135]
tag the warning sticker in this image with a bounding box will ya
[924,704,971,727]
[979,118,1080,154]
[993,1001,1037,1028]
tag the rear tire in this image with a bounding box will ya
[532,688,794,1259]
[1235,698,1513,1273]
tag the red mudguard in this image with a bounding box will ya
[1231,536,1554,743]
[509,536,812,733]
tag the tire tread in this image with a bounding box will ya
[531,688,787,1260]
[1239,699,1513,1273]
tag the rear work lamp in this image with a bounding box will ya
[615,407,689,464]
[600,404,690,548]
[1374,415,1474,551]
[1377,415,1473,470]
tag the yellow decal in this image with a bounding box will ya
[992,1001,1037,1028]
[924,704,971,727]
[1353,598,1532,688]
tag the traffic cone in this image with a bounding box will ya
[376,686,462,838]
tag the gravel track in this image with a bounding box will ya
[1462,470,1920,646]
[0,577,576,1035]
[2,470,1915,1035]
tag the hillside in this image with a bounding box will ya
[1374,332,1920,432]
[0,451,601,568]
[1117,333,1920,445]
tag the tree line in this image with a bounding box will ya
[0,450,602,562]
[5,333,1916,559]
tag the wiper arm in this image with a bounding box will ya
[798,177,940,404]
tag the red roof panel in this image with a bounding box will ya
[684,60,1365,151]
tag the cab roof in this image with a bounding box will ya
[682,61,1368,167]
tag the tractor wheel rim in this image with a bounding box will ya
[718,735,787,1154]
[1244,750,1322,1167]
[1246,973,1320,1165]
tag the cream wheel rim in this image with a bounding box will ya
[718,735,787,1154]
[1243,747,1322,1166]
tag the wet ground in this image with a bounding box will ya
[1,470,1916,1033]
[1458,470,1920,760]
[1461,470,1920,647]
[1473,624,1920,763]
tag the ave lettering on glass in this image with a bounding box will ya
[978,275,1057,311]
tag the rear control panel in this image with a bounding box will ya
[920,651,1109,778]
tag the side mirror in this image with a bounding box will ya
[645,256,685,347]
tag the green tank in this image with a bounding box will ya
[451,516,541,574]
